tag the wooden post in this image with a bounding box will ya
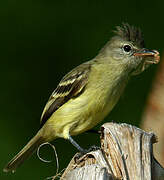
[60,123,164,180]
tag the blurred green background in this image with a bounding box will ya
[1,0,164,179]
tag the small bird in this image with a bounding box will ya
[3,23,160,173]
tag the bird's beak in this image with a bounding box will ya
[133,49,160,64]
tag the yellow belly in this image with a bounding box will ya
[41,63,127,141]
[43,65,126,140]
[43,85,117,141]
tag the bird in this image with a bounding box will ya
[3,23,160,173]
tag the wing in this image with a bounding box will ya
[40,63,91,128]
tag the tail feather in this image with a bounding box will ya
[3,133,44,173]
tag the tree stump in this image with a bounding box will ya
[60,123,164,180]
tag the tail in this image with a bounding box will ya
[3,132,45,173]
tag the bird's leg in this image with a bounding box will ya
[68,135,100,159]
[68,135,86,153]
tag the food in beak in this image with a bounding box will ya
[133,49,160,64]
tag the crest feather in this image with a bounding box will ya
[114,23,145,48]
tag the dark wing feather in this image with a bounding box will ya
[40,63,91,128]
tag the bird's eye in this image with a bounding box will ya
[123,44,132,53]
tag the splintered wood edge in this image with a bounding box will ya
[61,123,164,180]
[61,150,116,180]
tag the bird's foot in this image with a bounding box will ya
[74,145,100,161]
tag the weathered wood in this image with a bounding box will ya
[61,123,164,180]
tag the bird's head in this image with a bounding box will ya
[99,23,160,75]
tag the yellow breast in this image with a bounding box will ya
[43,62,127,140]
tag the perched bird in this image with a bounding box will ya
[3,23,160,173]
